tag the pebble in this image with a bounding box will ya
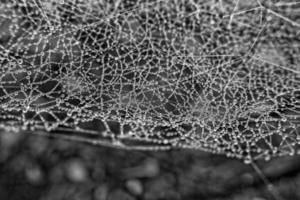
[142,158,160,177]
[25,165,44,185]
[107,189,136,200]
[122,158,159,179]
[65,159,88,183]
[94,185,108,200]
[126,179,143,196]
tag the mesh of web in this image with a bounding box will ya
[0,0,300,163]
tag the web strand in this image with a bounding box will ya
[0,0,299,163]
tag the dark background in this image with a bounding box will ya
[1,131,300,200]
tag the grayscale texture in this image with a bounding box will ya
[0,0,300,163]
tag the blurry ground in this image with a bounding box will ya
[1,132,300,200]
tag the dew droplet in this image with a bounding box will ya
[244,156,252,164]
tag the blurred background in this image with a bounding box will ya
[1,131,300,200]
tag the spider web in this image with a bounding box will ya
[0,0,300,163]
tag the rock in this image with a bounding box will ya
[142,158,160,177]
[144,174,180,200]
[25,165,44,185]
[107,189,135,200]
[65,159,88,183]
[122,158,159,179]
[126,179,143,196]
[94,185,108,200]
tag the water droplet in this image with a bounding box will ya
[244,156,252,164]
[265,155,271,161]
[282,117,287,122]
